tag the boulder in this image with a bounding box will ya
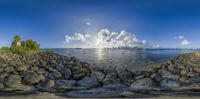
[16,65,28,72]
[24,72,45,84]
[60,68,71,79]
[72,68,90,80]
[129,78,157,91]
[36,80,55,92]
[103,83,128,90]
[4,66,14,73]
[5,74,22,88]
[77,76,99,88]
[47,71,62,79]
[55,79,76,87]
[160,79,182,90]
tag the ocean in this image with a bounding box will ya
[50,49,200,71]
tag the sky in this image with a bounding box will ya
[0,0,200,48]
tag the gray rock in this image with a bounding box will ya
[36,80,55,92]
[47,71,62,79]
[4,66,14,73]
[16,65,28,72]
[91,71,105,82]
[5,74,22,88]
[117,69,133,82]
[160,79,181,89]
[78,76,99,88]
[72,68,90,80]
[0,83,4,89]
[56,79,76,87]
[129,78,157,91]
[160,70,180,80]
[31,65,39,71]
[103,83,128,90]
[24,72,45,84]
[60,68,71,79]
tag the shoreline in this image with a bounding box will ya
[0,51,200,98]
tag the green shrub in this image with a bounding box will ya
[0,47,11,54]
[1,35,40,55]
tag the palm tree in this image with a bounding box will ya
[12,35,21,47]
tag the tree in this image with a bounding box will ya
[1,35,41,55]
[11,35,21,47]
[24,40,40,51]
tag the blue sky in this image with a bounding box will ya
[0,0,200,48]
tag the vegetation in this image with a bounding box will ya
[0,35,40,55]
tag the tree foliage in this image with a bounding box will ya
[1,35,40,55]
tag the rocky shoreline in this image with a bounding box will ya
[0,51,200,98]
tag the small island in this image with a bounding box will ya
[0,36,200,98]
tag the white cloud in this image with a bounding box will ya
[84,18,92,26]
[65,28,150,48]
[177,35,191,46]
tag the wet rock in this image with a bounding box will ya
[129,78,157,91]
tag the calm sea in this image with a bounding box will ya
[50,49,200,71]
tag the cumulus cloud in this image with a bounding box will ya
[65,33,91,45]
[177,36,191,46]
[65,28,150,48]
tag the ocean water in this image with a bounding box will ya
[51,49,200,71]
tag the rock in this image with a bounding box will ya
[102,73,119,84]
[56,79,76,87]
[31,65,39,71]
[160,79,182,89]
[103,83,128,90]
[5,74,22,88]
[0,83,4,89]
[36,68,46,74]
[72,68,90,80]
[55,79,77,92]
[4,66,14,73]
[47,71,62,79]
[129,78,157,91]
[0,72,9,83]
[91,71,105,82]
[77,76,99,88]
[16,65,28,72]
[151,73,163,81]
[160,69,180,80]
[167,64,181,74]
[117,69,133,82]
[24,72,45,84]
[36,80,55,92]
[188,76,200,83]
[60,68,71,79]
